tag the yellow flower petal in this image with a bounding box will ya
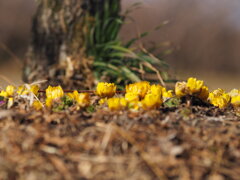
[162,88,173,101]
[99,98,107,105]
[107,97,128,111]
[0,90,8,98]
[6,85,15,96]
[231,95,240,107]
[45,98,53,108]
[186,77,203,94]
[126,81,150,99]
[125,92,139,102]
[141,93,162,110]
[228,89,240,98]
[32,100,43,110]
[199,85,209,100]
[30,85,39,95]
[76,93,90,108]
[175,82,187,97]
[149,84,163,96]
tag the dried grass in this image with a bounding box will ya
[0,103,240,179]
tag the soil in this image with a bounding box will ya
[0,100,240,180]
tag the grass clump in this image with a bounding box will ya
[85,1,171,87]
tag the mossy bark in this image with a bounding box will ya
[23,0,99,89]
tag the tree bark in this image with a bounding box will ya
[23,0,96,89]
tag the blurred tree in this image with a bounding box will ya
[23,0,117,89]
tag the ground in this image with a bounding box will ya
[0,102,240,180]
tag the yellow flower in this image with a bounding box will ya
[228,89,240,97]
[210,95,230,109]
[149,84,163,96]
[17,85,25,95]
[17,85,39,95]
[125,92,139,102]
[30,85,39,95]
[45,85,64,108]
[99,98,107,105]
[0,90,8,98]
[208,89,230,108]
[126,81,150,99]
[67,90,90,108]
[198,85,209,100]
[175,78,209,101]
[141,94,162,110]
[175,82,187,97]
[46,85,64,100]
[32,100,43,110]
[6,85,15,96]
[231,95,240,107]
[107,97,128,111]
[67,92,75,100]
[228,89,240,107]
[96,82,116,98]
[67,90,79,100]
[0,85,16,98]
[162,88,173,101]
[186,77,204,94]
[75,93,90,108]
[148,84,172,101]
[45,97,53,108]
[210,88,225,97]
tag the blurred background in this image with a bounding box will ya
[0,0,240,90]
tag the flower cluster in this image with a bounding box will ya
[0,84,40,109]
[100,79,240,110]
[208,89,230,109]
[67,90,90,108]
[0,85,15,97]
[107,97,127,111]
[1,77,240,111]
[45,86,91,110]
[99,81,173,111]
[0,84,91,111]
[175,77,209,100]
[17,85,39,96]
[175,77,240,109]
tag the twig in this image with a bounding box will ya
[48,155,73,180]
[97,123,167,179]
[0,75,17,86]
[142,61,165,87]
[38,90,125,94]
[0,42,22,67]
[134,26,166,86]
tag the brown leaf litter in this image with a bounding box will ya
[0,104,240,180]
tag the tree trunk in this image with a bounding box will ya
[23,0,98,89]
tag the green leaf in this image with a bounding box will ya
[164,97,181,108]
[125,37,138,48]
[0,96,4,101]
[140,31,149,38]
[62,96,73,107]
[120,66,141,82]
[154,21,169,30]
[86,105,95,113]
